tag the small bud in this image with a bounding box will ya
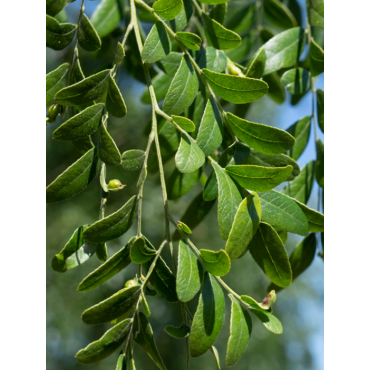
[260,290,276,310]
[125,278,137,288]
[47,104,61,121]
[227,60,244,77]
[107,179,126,191]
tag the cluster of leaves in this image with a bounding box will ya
[46,0,324,369]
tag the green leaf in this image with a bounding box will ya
[198,0,229,4]
[202,70,268,104]
[115,351,126,370]
[91,0,126,38]
[75,319,132,364]
[210,3,227,25]
[51,225,94,272]
[200,249,230,276]
[143,242,178,302]
[294,200,324,232]
[202,13,241,50]
[264,72,286,104]
[226,295,252,367]
[225,3,255,33]
[73,136,95,155]
[245,48,266,79]
[226,192,261,261]
[46,0,74,17]
[178,221,192,234]
[157,52,183,77]
[176,239,203,302]
[225,164,293,192]
[264,0,298,30]
[196,98,223,156]
[189,273,225,357]
[78,238,134,293]
[121,150,145,170]
[46,147,100,203]
[315,139,324,188]
[175,133,205,174]
[46,15,76,50]
[261,27,306,75]
[78,14,102,51]
[269,233,317,292]
[281,68,311,95]
[176,32,202,50]
[249,222,292,287]
[52,104,104,141]
[226,112,295,154]
[241,291,276,311]
[172,115,196,132]
[83,195,137,242]
[172,192,216,241]
[130,237,157,264]
[317,89,324,133]
[167,167,201,200]
[307,0,324,28]
[286,116,311,160]
[106,76,127,118]
[134,312,167,370]
[198,47,227,73]
[165,0,193,33]
[82,285,141,325]
[46,63,69,107]
[163,55,199,116]
[98,124,121,167]
[142,22,171,64]
[165,323,190,338]
[153,0,184,21]
[310,38,324,77]
[114,42,125,65]
[96,243,108,262]
[258,190,309,236]
[282,161,315,204]
[142,291,151,317]
[141,73,173,104]
[212,161,242,240]
[210,346,221,369]
[247,149,300,181]
[55,70,111,106]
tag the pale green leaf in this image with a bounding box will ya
[153,0,184,21]
[175,133,205,174]
[200,249,230,276]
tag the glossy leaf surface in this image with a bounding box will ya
[200,249,230,276]
[153,0,184,21]
[280,68,311,95]
[176,32,202,50]
[245,48,266,79]
[264,0,298,30]
[310,38,324,77]
[210,3,227,24]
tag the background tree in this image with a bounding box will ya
[46,0,324,369]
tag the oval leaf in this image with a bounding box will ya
[286,116,311,160]
[46,63,69,107]
[153,0,184,21]
[245,48,266,79]
[167,167,200,200]
[106,76,127,118]
[78,14,102,51]
[121,150,145,170]
[294,199,324,232]
[172,115,196,132]
[46,15,76,51]
[130,237,157,264]
[200,249,230,276]
[175,133,205,174]
[307,0,324,28]
[98,124,122,167]
[281,68,311,95]
[176,32,202,50]
[264,0,298,30]
[165,323,190,338]
[46,0,75,17]
[142,22,171,64]
[198,47,227,73]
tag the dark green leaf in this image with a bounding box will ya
[134,312,167,370]
[106,76,127,118]
[83,195,137,242]
[172,115,196,132]
[75,319,132,364]
[200,249,230,276]
[176,32,202,50]
[226,192,261,261]
[78,238,134,293]
[153,0,184,21]
[115,351,126,370]
[282,161,315,204]
[212,161,242,240]
[121,150,145,170]
[225,164,292,192]
[51,225,95,272]
[225,3,255,33]
[91,0,126,38]
[249,222,292,287]
[46,147,100,203]
[172,192,216,241]
[258,190,309,236]
[202,70,268,104]
[73,136,95,155]
[198,47,227,73]
[142,22,172,63]
[55,70,111,106]
[46,63,69,107]
[141,73,173,104]
[264,0,298,29]
[261,27,306,75]
[190,273,225,357]
[166,0,193,33]
[210,3,227,25]
[52,104,104,141]
[316,139,324,188]
[165,323,190,338]
[176,239,202,302]
[202,13,241,50]
[175,133,205,174]
[245,48,266,79]
[294,200,324,232]
[98,124,122,167]
[307,0,324,28]
[198,0,229,3]
[114,42,125,65]
[286,116,311,160]
[263,72,286,104]
[82,285,141,325]
[317,89,324,133]
[130,237,157,264]
[46,0,75,17]
[163,55,199,116]
[196,98,223,156]
[281,68,311,95]
[157,52,183,76]
[46,15,76,51]
[96,243,108,262]
[226,295,252,367]
[310,38,324,77]
[226,112,295,154]
[167,167,201,200]
[78,14,102,51]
